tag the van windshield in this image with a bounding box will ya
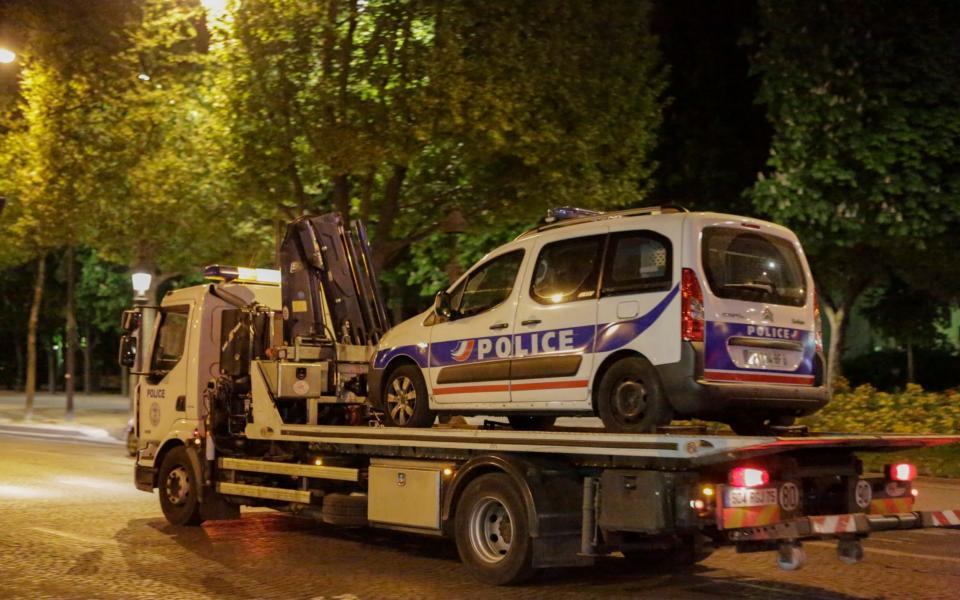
[701,228,806,307]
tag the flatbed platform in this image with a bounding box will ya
[268,423,960,468]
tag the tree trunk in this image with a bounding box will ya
[906,341,915,385]
[14,342,24,392]
[25,255,45,420]
[47,344,56,394]
[82,324,94,395]
[823,303,845,390]
[332,174,351,216]
[65,245,77,420]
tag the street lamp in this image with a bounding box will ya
[0,48,15,64]
[131,270,152,301]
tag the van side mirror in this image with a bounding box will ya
[434,290,454,319]
[120,309,142,333]
[118,334,137,369]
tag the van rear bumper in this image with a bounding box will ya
[658,342,829,418]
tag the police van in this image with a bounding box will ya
[371,206,828,434]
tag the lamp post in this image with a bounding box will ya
[130,267,154,410]
[0,48,15,64]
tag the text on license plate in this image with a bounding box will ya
[725,487,778,508]
[742,349,788,368]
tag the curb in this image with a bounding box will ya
[0,420,123,445]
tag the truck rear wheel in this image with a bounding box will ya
[455,473,535,585]
[596,357,673,433]
[158,446,204,526]
[383,365,435,428]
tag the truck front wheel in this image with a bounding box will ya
[454,473,535,585]
[158,446,204,526]
[382,365,435,428]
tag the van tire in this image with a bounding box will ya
[507,416,556,430]
[382,365,435,428]
[157,446,204,527]
[596,357,672,433]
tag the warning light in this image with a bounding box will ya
[911,488,919,498]
[885,463,917,482]
[442,468,454,477]
[701,485,715,497]
[729,467,769,488]
[314,458,324,466]
[690,499,706,511]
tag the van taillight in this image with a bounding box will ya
[681,268,704,342]
[813,290,823,353]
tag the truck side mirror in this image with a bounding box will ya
[120,309,142,333]
[434,290,454,320]
[118,335,137,369]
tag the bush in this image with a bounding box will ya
[842,348,960,391]
[802,378,960,434]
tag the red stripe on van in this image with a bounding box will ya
[432,380,589,395]
[705,370,815,385]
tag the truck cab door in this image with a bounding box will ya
[427,248,528,406]
[510,232,605,406]
[138,304,192,441]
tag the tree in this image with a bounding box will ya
[748,0,960,382]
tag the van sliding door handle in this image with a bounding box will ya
[489,322,510,330]
[520,319,542,326]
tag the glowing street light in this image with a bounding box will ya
[0,48,16,64]
[200,0,228,18]
[131,269,153,300]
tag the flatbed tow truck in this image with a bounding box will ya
[121,213,960,585]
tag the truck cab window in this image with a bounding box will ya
[450,250,524,317]
[150,305,190,373]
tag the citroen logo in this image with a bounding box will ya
[762,308,774,322]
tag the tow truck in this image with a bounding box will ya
[120,212,960,585]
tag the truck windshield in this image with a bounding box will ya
[150,305,190,373]
[701,228,806,307]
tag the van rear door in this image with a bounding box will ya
[698,224,816,386]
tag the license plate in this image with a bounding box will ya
[741,349,788,369]
[725,487,778,508]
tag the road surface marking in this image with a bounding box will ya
[30,526,111,546]
[808,541,960,564]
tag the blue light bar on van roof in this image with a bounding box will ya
[544,206,602,224]
[203,264,281,285]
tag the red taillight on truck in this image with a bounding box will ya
[681,268,704,342]
[813,289,824,353]
[885,463,917,482]
[729,467,769,488]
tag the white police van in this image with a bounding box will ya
[371,206,828,434]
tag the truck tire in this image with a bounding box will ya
[596,357,673,433]
[507,416,556,431]
[454,473,535,585]
[321,493,368,527]
[382,365,435,428]
[157,446,204,526]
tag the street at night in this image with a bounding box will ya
[1,431,958,600]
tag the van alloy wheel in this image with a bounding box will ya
[386,375,416,425]
[613,380,647,421]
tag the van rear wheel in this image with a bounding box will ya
[596,357,672,433]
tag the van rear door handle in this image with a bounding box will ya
[520,319,541,326]
[489,322,509,330]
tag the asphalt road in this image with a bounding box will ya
[1,433,959,599]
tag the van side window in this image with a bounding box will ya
[602,231,672,296]
[150,305,190,373]
[450,250,524,317]
[530,235,604,304]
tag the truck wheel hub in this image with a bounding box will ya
[165,466,190,505]
[468,496,513,564]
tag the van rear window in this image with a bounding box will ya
[702,228,806,307]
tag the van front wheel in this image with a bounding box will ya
[596,357,672,433]
[382,365,435,428]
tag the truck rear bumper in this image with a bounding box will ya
[726,509,960,543]
[659,342,829,418]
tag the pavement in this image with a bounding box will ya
[0,391,129,445]
[0,433,959,599]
